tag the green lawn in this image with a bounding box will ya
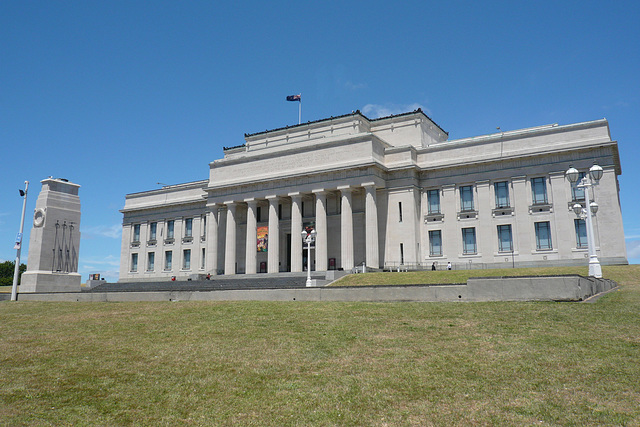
[1,266,639,425]
[331,264,640,287]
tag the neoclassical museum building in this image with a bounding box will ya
[119,109,627,281]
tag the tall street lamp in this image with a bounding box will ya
[11,181,29,301]
[301,228,316,287]
[566,164,603,278]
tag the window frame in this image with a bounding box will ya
[574,218,588,249]
[531,177,548,205]
[497,224,513,252]
[494,181,510,208]
[427,189,441,215]
[535,221,553,250]
[462,227,477,255]
[460,185,474,212]
[429,230,442,256]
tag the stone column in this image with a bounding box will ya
[338,185,354,271]
[267,195,280,273]
[245,199,258,274]
[313,190,328,271]
[511,176,529,255]
[224,202,237,275]
[363,183,379,269]
[206,204,218,275]
[289,192,303,272]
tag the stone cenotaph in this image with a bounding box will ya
[20,178,82,292]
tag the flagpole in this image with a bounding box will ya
[298,93,302,125]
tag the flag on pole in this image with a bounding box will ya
[286,94,301,102]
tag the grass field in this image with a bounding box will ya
[1,266,639,425]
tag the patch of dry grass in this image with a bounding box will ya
[0,265,639,425]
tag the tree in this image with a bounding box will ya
[0,261,27,287]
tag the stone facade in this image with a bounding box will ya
[119,110,627,281]
[21,178,82,292]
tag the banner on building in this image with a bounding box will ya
[257,226,268,252]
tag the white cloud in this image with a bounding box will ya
[345,81,367,90]
[361,103,430,119]
[81,224,122,239]
[626,239,640,261]
[81,254,120,267]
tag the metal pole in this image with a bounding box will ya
[583,179,602,278]
[298,96,301,125]
[305,237,312,286]
[11,181,29,301]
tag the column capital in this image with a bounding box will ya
[244,198,258,207]
[265,194,279,200]
[337,185,352,192]
[312,188,326,195]
[223,200,236,206]
[361,182,376,189]
[288,191,302,198]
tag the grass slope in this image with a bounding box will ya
[0,266,638,425]
[331,265,640,287]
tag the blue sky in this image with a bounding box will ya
[1,1,639,282]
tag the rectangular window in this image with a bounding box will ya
[202,215,207,238]
[201,248,206,269]
[278,204,282,220]
[149,222,157,241]
[183,249,191,270]
[460,186,474,211]
[398,202,403,222]
[427,189,440,214]
[462,227,477,254]
[400,243,404,264]
[429,230,442,256]
[497,224,513,252]
[257,206,262,222]
[494,181,510,208]
[132,224,141,242]
[147,252,155,271]
[571,172,587,202]
[531,177,548,204]
[167,220,175,239]
[535,221,552,250]
[574,219,588,248]
[184,218,193,237]
[131,253,138,272]
[164,251,172,270]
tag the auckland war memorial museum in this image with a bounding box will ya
[118,109,627,282]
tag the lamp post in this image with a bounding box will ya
[301,228,316,287]
[566,164,603,278]
[11,181,29,301]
